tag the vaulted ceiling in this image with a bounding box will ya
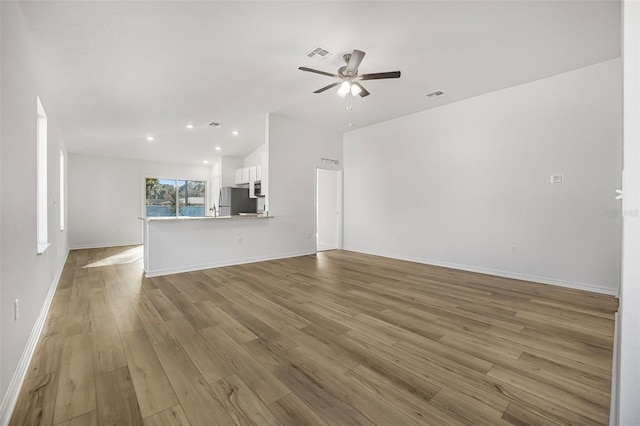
[20,1,621,164]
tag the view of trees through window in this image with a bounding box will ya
[146,178,206,217]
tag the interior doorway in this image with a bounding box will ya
[316,168,342,252]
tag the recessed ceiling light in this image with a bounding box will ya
[215,146,221,151]
[203,160,209,164]
[232,130,239,136]
[348,122,356,127]
[186,124,194,129]
[146,136,154,141]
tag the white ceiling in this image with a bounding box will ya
[19,1,621,165]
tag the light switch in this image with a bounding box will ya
[550,175,563,184]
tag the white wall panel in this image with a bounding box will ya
[344,59,622,294]
[0,2,68,416]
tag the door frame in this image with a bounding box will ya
[314,166,343,253]
[613,1,640,423]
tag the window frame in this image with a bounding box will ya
[59,150,65,231]
[36,97,49,254]
[143,175,208,218]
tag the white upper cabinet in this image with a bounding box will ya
[234,167,250,184]
[235,165,262,186]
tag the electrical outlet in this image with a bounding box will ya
[511,246,518,254]
[14,299,19,321]
[116,227,122,233]
[237,237,243,244]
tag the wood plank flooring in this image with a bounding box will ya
[10,246,618,425]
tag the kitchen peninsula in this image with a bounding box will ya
[140,214,273,277]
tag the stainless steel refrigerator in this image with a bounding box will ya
[218,187,257,216]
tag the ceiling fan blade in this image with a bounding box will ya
[313,82,341,94]
[359,71,401,80]
[345,49,366,74]
[298,67,338,78]
[352,82,370,97]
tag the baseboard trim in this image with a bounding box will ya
[145,250,316,277]
[69,241,142,250]
[0,249,70,426]
[343,247,618,296]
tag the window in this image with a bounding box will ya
[178,180,206,216]
[37,97,48,253]
[145,178,206,217]
[60,150,65,231]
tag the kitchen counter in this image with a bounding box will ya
[139,214,273,222]
[139,213,276,277]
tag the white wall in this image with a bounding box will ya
[221,156,243,187]
[243,143,266,168]
[209,156,222,213]
[68,155,211,249]
[344,59,622,295]
[0,1,68,419]
[0,2,4,401]
[269,114,342,251]
[616,0,640,423]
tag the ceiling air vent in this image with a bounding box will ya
[307,47,333,60]
[426,90,445,99]
[208,122,223,128]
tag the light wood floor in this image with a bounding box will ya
[11,246,618,426]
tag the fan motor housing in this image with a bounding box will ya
[338,66,357,78]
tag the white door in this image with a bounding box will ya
[316,169,341,252]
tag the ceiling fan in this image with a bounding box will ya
[299,49,401,99]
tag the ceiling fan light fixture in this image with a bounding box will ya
[337,81,351,97]
[299,49,399,107]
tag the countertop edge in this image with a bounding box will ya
[138,215,274,223]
